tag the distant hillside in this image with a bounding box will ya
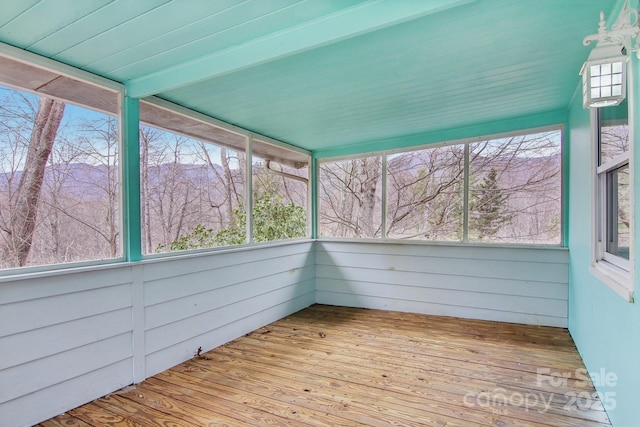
[1,162,233,201]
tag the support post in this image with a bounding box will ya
[121,95,142,261]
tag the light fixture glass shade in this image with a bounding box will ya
[580,44,628,109]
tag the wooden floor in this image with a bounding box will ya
[41,305,611,427]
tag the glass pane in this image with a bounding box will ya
[141,123,247,253]
[318,157,382,238]
[252,140,308,243]
[599,102,629,165]
[469,130,562,244]
[606,164,630,260]
[0,84,121,268]
[386,145,464,241]
[612,61,623,73]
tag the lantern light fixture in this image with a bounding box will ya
[581,2,640,109]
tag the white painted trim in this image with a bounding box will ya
[131,265,145,383]
[247,134,254,244]
[589,58,636,301]
[140,97,311,157]
[603,251,631,270]
[317,124,564,162]
[0,42,122,92]
[590,263,634,302]
[316,237,565,250]
[251,133,311,158]
[596,151,629,173]
[0,258,131,283]
[381,153,388,237]
[463,143,470,243]
[0,239,312,282]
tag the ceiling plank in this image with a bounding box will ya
[126,0,474,98]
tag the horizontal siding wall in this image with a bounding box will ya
[0,267,135,427]
[315,241,569,327]
[142,242,316,377]
[0,241,315,427]
[1,240,570,426]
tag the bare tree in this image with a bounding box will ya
[140,126,160,253]
[318,131,562,244]
[27,115,120,263]
[319,157,381,238]
[198,144,243,227]
[387,145,464,240]
[143,130,245,253]
[1,97,65,267]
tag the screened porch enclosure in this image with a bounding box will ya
[1,1,638,427]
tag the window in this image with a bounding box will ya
[318,128,562,245]
[252,139,309,243]
[0,80,121,269]
[318,156,382,238]
[140,100,247,253]
[386,145,464,241]
[592,103,633,300]
[139,100,310,254]
[468,132,561,244]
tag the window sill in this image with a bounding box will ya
[589,261,634,302]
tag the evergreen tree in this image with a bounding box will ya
[159,191,306,251]
[469,168,513,240]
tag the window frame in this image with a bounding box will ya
[316,125,564,247]
[0,45,313,274]
[251,137,311,244]
[138,97,312,257]
[590,108,635,301]
[0,53,126,274]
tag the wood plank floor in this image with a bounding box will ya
[41,305,611,427]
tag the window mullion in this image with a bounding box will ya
[382,154,387,239]
[246,134,253,244]
[463,143,470,243]
[597,151,629,173]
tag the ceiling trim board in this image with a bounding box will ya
[126,0,475,98]
[312,109,568,159]
[143,96,311,158]
[0,41,122,92]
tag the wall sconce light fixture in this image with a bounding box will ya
[581,2,640,109]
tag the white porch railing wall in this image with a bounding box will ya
[0,241,315,427]
[0,240,568,427]
[316,241,568,327]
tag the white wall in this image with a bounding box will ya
[316,241,568,327]
[141,242,315,378]
[0,267,135,427]
[0,241,315,427]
